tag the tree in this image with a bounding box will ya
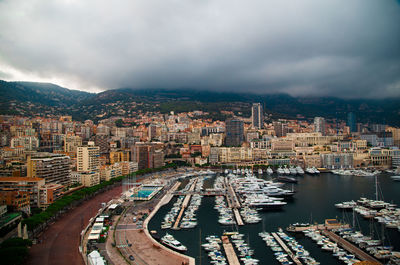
[115,119,124,127]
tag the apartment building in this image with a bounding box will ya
[77,142,100,172]
[0,177,45,208]
[27,153,71,186]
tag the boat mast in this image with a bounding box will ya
[375,175,378,201]
[352,207,355,228]
[199,228,201,265]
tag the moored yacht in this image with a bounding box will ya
[161,233,187,252]
[289,166,298,175]
[305,167,315,174]
[283,166,290,175]
[391,175,400,181]
[296,166,305,175]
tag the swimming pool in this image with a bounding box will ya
[137,189,154,198]
[132,185,163,200]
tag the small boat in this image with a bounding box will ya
[306,167,315,174]
[391,175,400,181]
[277,176,298,183]
[334,200,357,210]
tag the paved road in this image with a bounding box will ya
[28,185,122,265]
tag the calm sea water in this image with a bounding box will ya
[148,173,400,265]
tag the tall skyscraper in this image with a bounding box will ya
[225,119,244,146]
[77,141,100,172]
[347,112,356,133]
[251,103,263,129]
[314,117,326,135]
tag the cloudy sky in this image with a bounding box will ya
[0,0,399,98]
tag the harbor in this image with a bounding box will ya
[148,171,400,264]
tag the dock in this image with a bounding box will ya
[232,209,244,226]
[225,178,241,208]
[223,177,244,226]
[321,230,382,264]
[172,178,198,230]
[221,236,241,265]
[286,222,350,233]
[271,232,302,265]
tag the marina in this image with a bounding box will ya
[148,171,400,264]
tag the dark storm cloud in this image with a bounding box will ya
[0,0,399,98]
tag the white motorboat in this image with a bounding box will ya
[161,233,187,252]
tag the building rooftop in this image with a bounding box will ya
[0,177,44,182]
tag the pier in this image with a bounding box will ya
[172,178,198,230]
[233,208,244,226]
[321,230,382,264]
[224,177,244,226]
[271,232,302,265]
[224,177,241,208]
[221,236,241,265]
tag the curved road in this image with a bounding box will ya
[28,185,122,265]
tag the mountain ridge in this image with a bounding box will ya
[0,80,399,125]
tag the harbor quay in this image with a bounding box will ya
[81,169,196,265]
[79,168,400,265]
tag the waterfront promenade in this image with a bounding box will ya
[141,181,195,265]
[27,185,122,265]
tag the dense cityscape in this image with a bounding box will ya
[1,0,400,264]
[0,101,399,264]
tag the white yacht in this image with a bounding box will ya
[161,233,187,252]
[334,200,357,209]
[267,167,274,175]
[283,166,290,175]
[258,168,263,175]
[289,166,297,175]
[312,167,320,174]
[391,175,400,181]
[277,167,285,174]
[306,167,315,174]
[296,166,304,175]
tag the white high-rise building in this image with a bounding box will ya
[251,103,263,129]
[77,141,100,172]
[314,117,326,136]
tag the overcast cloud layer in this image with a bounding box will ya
[0,0,400,98]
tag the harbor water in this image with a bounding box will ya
[148,173,400,264]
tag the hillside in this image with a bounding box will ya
[0,80,399,125]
